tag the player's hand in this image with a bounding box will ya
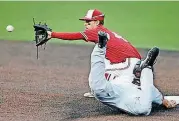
[162,99,177,108]
[47,31,52,39]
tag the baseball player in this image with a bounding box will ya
[33,9,179,115]
[47,9,142,97]
[89,31,178,115]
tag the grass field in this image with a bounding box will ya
[0,1,179,50]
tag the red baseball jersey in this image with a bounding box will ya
[80,25,141,63]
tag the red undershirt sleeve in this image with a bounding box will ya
[51,32,85,40]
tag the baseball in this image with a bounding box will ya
[6,25,14,32]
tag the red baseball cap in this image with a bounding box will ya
[79,9,105,21]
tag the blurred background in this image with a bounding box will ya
[0,1,179,50]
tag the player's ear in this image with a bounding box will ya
[96,20,100,26]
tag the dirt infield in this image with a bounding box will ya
[0,40,179,121]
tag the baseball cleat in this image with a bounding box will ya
[141,47,159,68]
[83,92,95,98]
[98,31,108,48]
[133,47,159,82]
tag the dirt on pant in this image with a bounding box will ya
[0,40,179,121]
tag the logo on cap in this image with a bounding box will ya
[79,9,105,21]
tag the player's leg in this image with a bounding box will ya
[138,68,160,115]
[141,69,163,106]
[139,47,178,110]
[83,74,95,98]
[151,86,163,105]
[134,47,162,115]
[84,31,111,98]
[84,58,121,98]
[83,45,108,98]
[88,32,113,97]
[89,44,108,92]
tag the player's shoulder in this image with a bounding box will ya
[83,25,112,34]
[97,25,114,35]
[97,25,108,30]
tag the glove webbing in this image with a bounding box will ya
[33,18,48,59]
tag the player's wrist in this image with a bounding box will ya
[49,31,55,38]
[47,31,52,39]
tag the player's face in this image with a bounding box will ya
[84,20,99,30]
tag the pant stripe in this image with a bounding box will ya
[105,58,131,71]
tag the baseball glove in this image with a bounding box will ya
[33,23,52,47]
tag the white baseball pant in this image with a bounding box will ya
[89,44,163,115]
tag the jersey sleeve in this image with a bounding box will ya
[51,32,85,40]
[80,29,99,43]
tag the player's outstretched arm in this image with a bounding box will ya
[47,31,84,40]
